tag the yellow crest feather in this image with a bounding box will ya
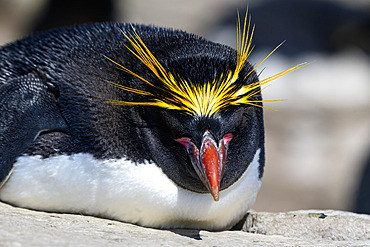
[106,11,307,116]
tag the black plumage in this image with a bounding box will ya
[0,23,265,193]
[0,15,308,229]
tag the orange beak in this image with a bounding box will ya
[176,131,233,201]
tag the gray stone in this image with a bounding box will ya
[0,202,369,247]
[241,210,370,241]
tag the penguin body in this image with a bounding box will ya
[0,23,265,230]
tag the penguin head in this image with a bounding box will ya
[140,56,263,201]
[106,12,305,201]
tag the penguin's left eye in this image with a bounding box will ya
[220,107,246,135]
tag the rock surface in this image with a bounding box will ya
[0,202,369,247]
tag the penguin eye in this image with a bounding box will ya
[221,106,254,137]
[156,109,193,138]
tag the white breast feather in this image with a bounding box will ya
[0,149,262,230]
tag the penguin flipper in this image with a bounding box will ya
[0,74,67,186]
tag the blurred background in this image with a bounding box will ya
[0,0,369,214]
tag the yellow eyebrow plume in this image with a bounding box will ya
[233,9,254,83]
[106,11,307,116]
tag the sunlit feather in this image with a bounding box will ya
[106,11,307,116]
